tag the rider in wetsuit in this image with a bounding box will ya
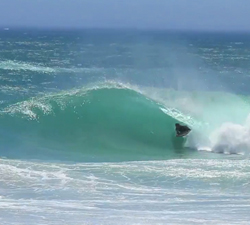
[175,123,191,136]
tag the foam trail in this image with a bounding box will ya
[0,60,103,74]
[0,60,55,73]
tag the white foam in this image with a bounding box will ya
[0,60,104,74]
[0,60,55,73]
[199,114,250,155]
[0,158,250,224]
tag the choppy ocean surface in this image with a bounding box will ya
[1,29,250,224]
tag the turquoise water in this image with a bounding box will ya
[1,29,250,224]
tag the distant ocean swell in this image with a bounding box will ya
[0,60,102,73]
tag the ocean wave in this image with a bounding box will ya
[0,82,191,161]
[1,81,250,161]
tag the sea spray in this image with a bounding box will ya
[209,114,250,155]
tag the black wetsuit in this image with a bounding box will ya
[175,124,191,136]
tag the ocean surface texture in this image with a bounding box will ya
[1,29,250,224]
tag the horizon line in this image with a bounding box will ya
[1,26,250,34]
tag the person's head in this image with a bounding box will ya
[175,123,180,127]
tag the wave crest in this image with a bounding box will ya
[0,83,191,161]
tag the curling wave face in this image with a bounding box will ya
[1,81,250,161]
[0,83,192,162]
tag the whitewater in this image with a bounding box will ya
[1,29,250,224]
